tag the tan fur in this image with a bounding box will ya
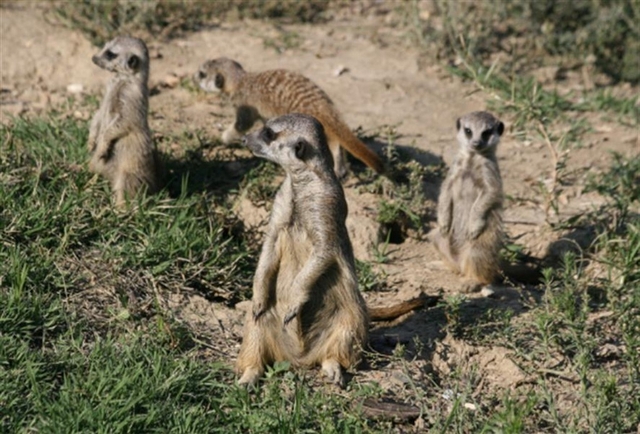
[88,36,159,207]
[237,113,369,387]
[194,58,385,178]
[430,111,505,293]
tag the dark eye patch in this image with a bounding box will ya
[104,50,117,60]
[294,139,307,159]
[215,73,224,89]
[481,129,492,142]
[127,55,139,70]
[261,127,276,142]
[464,127,472,139]
[198,70,206,80]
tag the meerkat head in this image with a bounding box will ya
[92,36,149,78]
[456,111,504,155]
[194,57,245,94]
[243,113,335,176]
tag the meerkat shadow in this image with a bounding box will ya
[158,145,261,198]
[365,287,543,371]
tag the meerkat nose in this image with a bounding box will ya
[91,55,100,65]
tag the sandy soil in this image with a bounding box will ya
[2,2,638,412]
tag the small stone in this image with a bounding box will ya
[334,65,349,77]
[66,83,84,94]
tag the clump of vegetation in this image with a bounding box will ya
[408,0,639,84]
[0,114,389,432]
[52,0,332,45]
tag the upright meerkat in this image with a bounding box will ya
[88,36,159,206]
[194,58,385,178]
[430,111,505,293]
[237,114,425,387]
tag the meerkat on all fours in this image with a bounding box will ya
[194,57,385,178]
[88,36,159,207]
[430,111,505,293]
[237,113,427,388]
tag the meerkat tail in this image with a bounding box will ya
[368,294,440,321]
[324,120,386,174]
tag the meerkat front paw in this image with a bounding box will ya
[252,300,267,321]
[283,305,300,326]
[221,126,241,144]
[467,220,485,239]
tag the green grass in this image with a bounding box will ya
[0,115,385,433]
[1,89,639,434]
[3,2,640,429]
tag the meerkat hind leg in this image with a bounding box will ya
[237,311,291,387]
[429,230,460,273]
[238,366,264,387]
[459,245,496,293]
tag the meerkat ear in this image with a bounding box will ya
[127,55,139,70]
[215,73,224,89]
[456,118,461,131]
[294,139,308,160]
[496,121,505,136]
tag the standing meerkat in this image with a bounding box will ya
[194,57,385,178]
[88,36,159,206]
[430,111,505,293]
[237,113,426,387]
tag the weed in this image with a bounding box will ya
[355,259,385,292]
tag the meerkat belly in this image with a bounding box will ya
[451,176,482,235]
[273,226,313,309]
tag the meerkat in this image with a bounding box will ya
[237,113,425,387]
[88,36,159,206]
[430,111,505,293]
[194,57,385,178]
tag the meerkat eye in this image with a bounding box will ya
[127,55,139,70]
[104,50,117,60]
[464,127,472,139]
[198,70,206,80]
[481,129,492,142]
[261,127,276,142]
[294,139,307,159]
[215,73,224,89]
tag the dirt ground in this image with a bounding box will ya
[2,3,638,409]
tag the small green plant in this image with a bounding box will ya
[355,259,385,292]
[263,28,302,53]
[442,294,465,337]
[585,152,640,228]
